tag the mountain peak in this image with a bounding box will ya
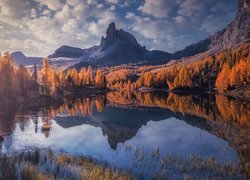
[238,0,250,13]
[101,22,118,48]
[100,22,143,51]
[107,22,116,34]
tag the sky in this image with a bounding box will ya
[0,0,237,57]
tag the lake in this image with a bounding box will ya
[0,92,249,178]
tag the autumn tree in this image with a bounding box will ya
[79,67,87,85]
[32,63,38,83]
[95,69,106,89]
[215,64,230,92]
[86,66,93,85]
[16,64,30,96]
[0,52,16,99]
[40,58,51,88]
[230,66,240,88]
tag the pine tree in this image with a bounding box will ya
[215,64,230,92]
[230,66,240,88]
[40,58,51,88]
[95,69,106,89]
[86,66,93,85]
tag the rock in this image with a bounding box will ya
[49,22,171,66]
[172,0,250,59]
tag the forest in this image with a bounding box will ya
[0,44,249,105]
[0,52,106,105]
[107,44,250,95]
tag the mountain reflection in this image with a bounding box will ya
[0,92,249,175]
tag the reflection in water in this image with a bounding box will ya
[0,92,249,177]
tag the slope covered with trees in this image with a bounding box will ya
[0,53,108,106]
[0,52,38,105]
[107,44,250,98]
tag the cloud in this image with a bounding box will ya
[178,0,205,17]
[0,0,237,56]
[106,0,119,4]
[35,0,62,11]
[88,10,117,36]
[110,5,116,11]
[138,0,178,18]
[0,0,30,24]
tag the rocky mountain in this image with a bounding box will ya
[11,51,42,66]
[49,22,171,66]
[210,0,250,50]
[173,0,250,59]
[49,0,249,67]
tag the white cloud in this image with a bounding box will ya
[0,0,30,24]
[138,0,177,18]
[106,0,119,4]
[110,5,116,11]
[178,0,205,17]
[88,10,117,36]
[61,18,78,33]
[35,0,62,11]
[0,0,237,56]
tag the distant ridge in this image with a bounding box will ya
[11,51,42,66]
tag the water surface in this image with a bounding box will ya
[0,92,249,177]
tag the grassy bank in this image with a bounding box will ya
[0,148,246,179]
[0,148,132,180]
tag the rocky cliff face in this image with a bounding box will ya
[210,0,250,50]
[173,0,250,59]
[100,22,143,51]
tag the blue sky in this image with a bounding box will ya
[0,0,237,56]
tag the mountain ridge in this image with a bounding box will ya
[13,0,250,67]
[11,51,42,66]
[49,22,171,66]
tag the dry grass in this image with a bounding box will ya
[0,148,132,180]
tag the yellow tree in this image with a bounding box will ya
[40,58,51,88]
[86,66,93,85]
[230,66,240,88]
[215,64,230,92]
[95,69,106,89]
[79,67,87,85]
[69,68,79,86]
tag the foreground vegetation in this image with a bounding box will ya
[0,148,132,179]
[0,147,245,179]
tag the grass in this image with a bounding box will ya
[0,147,246,179]
[0,148,132,180]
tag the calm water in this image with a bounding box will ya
[0,92,249,177]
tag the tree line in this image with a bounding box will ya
[0,52,37,103]
[39,58,106,95]
[108,44,250,93]
[0,53,107,102]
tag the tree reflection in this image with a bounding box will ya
[107,91,249,126]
